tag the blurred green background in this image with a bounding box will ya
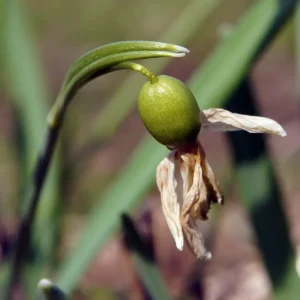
[0,0,300,299]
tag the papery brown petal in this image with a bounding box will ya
[156,152,184,250]
[180,151,211,260]
[191,172,209,220]
[180,151,195,198]
[199,143,224,205]
[200,108,287,136]
[180,152,201,217]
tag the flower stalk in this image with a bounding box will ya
[5,41,188,300]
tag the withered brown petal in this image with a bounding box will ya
[180,151,211,260]
[199,143,224,205]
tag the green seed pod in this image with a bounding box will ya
[138,75,201,147]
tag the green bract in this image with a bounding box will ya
[138,75,201,147]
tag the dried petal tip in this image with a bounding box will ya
[175,237,184,251]
[203,251,212,261]
[201,108,287,137]
[280,128,287,137]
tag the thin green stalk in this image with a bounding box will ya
[4,128,60,300]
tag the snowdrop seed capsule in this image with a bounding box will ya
[138,75,201,147]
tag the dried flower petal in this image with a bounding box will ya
[156,152,184,250]
[156,143,223,259]
[179,151,211,260]
[200,108,287,136]
[198,143,224,205]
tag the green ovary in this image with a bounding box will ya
[138,75,201,147]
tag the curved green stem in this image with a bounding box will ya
[65,40,187,85]
[108,61,158,83]
[48,42,188,127]
[6,41,188,300]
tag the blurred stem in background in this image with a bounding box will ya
[226,78,299,299]
[225,0,300,297]
[1,0,62,297]
[122,214,171,300]
[251,0,297,62]
[37,279,67,300]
